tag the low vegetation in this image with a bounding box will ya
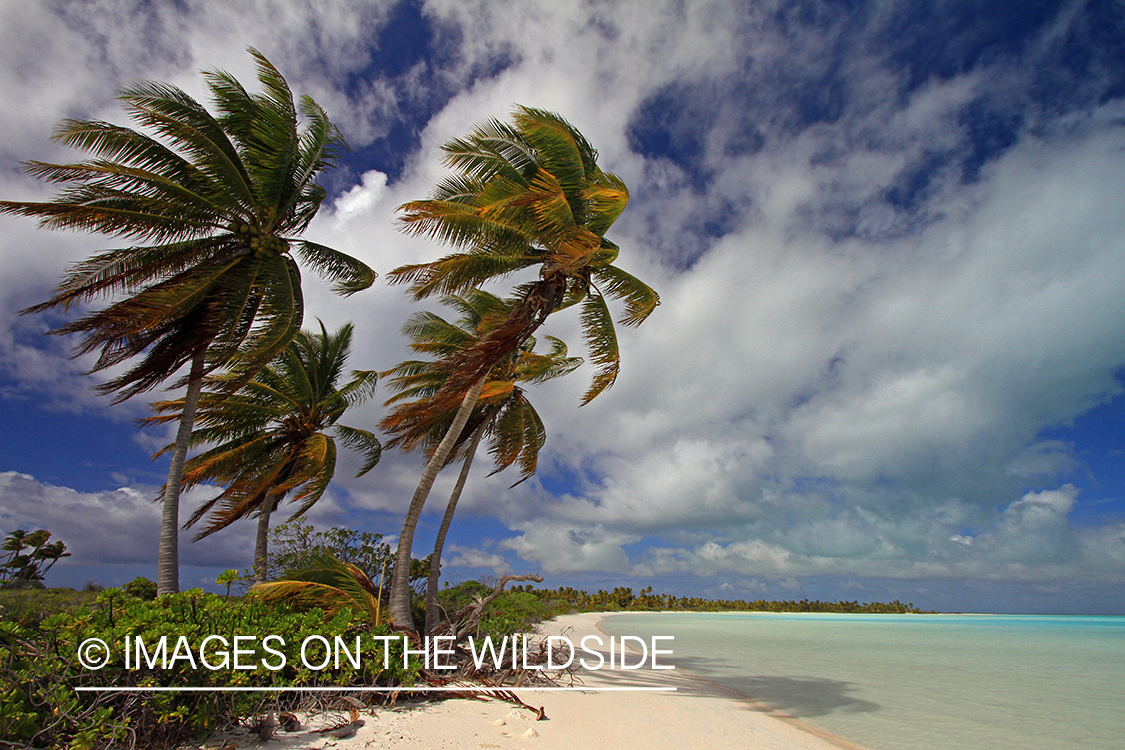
[0,586,415,749]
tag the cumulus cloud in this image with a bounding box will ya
[0,470,358,579]
[500,521,638,574]
[0,471,248,568]
[444,544,512,574]
[333,170,390,224]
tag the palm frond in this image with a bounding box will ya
[284,434,337,518]
[578,293,620,405]
[387,246,538,300]
[440,117,536,183]
[512,106,592,193]
[293,240,375,296]
[396,199,535,257]
[516,345,583,384]
[118,78,257,212]
[488,396,546,485]
[336,369,379,407]
[250,551,380,624]
[591,264,660,327]
[334,425,382,477]
[581,171,630,236]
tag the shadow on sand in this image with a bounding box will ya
[657,655,881,718]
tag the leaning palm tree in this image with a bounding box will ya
[145,322,381,583]
[0,50,375,594]
[384,106,659,626]
[380,289,581,632]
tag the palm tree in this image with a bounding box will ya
[0,50,375,594]
[380,289,582,632]
[384,106,658,626]
[145,322,381,583]
[0,530,71,590]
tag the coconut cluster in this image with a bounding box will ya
[233,223,289,258]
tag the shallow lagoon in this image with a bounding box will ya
[601,612,1125,750]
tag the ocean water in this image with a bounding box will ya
[599,612,1125,750]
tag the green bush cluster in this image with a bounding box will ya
[0,587,419,749]
[121,577,158,601]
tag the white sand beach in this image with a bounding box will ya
[199,612,865,750]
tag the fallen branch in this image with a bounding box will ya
[431,573,544,642]
[433,675,547,720]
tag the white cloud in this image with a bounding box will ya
[500,521,638,574]
[296,3,1125,600]
[0,471,252,569]
[333,170,390,224]
[444,544,512,574]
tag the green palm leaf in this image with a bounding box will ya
[335,425,383,477]
[592,264,660,327]
[578,293,620,405]
[250,551,381,626]
[294,240,376,295]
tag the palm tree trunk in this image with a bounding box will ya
[424,421,487,635]
[254,495,277,584]
[157,348,206,596]
[388,374,486,629]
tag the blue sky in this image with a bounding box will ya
[2,0,1125,614]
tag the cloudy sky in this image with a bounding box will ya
[2,0,1125,614]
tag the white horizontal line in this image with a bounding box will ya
[75,685,677,693]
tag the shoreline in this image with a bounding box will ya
[196,611,870,749]
[558,611,869,750]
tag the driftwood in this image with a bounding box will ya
[388,573,562,720]
[430,573,544,642]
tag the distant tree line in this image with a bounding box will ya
[520,584,931,614]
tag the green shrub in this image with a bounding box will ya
[0,588,420,748]
[122,577,157,601]
[438,580,489,611]
[266,519,394,586]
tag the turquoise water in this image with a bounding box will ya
[600,612,1125,750]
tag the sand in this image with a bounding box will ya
[196,612,866,750]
